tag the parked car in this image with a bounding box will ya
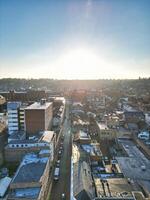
[54,167,60,181]
[61,193,66,199]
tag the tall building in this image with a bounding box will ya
[7,102,27,135]
[25,100,53,135]
[18,106,26,131]
[7,102,21,135]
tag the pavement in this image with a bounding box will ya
[49,101,72,200]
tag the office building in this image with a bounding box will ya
[7,102,21,135]
[25,100,53,135]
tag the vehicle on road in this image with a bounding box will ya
[141,165,146,171]
[60,146,63,151]
[61,193,66,199]
[54,167,60,181]
[56,160,60,167]
[58,150,62,155]
[138,131,149,140]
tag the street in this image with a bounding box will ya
[49,101,72,200]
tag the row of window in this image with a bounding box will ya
[9,143,49,148]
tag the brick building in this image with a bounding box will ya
[25,100,53,135]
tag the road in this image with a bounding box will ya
[49,101,72,200]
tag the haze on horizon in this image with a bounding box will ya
[0,0,150,79]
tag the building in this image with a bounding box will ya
[5,131,56,163]
[0,90,47,102]
[7,102,22,135]
[18,106,26,132]
[81,143,103,161]
[25,100,53,135]
[0,95,6,112]
[0,176,12,198]
[96,122,131,140]
[7,153,51,200]
[72,145,95,200]
[93,178,135,200]
[124,111,145,123]
[74,130,91,144]
[0,123,7,166]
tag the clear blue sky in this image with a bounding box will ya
[0,0,150,79]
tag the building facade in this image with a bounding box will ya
[7,102,22,135]
[25,101,53,135]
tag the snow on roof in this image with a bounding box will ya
[12,153,49,184]
[39,149,50,155]
[0,177,12,197]
[14,187,40,198]
[21,153,48,166]
[82,144,92,153]
[25,102,52,110]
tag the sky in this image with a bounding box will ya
[0,0,150,79]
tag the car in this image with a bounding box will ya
[56,160,60,167]
[60,146,63,151]
[54,167,60,181]
[141,165,146,171]
[58,150,62,155]
[61,193,66,199]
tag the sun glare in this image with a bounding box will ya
[52,48,108,79]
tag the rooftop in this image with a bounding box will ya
[0,177,12,197]
[39,131,55,143]
[25,102,52,110]
[11,153,48,184]
[81,143,102,157]
[73,144,95,200]
[11,187,40,199]
[94,178,133,199]
[98,122,109,130]
[116,139,150,194]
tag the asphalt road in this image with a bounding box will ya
[49,102,72,200]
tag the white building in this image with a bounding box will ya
[7,102,21,135]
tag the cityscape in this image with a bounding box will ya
[0,0,150,200]
[0,79,150,200]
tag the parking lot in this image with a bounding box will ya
[116,139,150,182]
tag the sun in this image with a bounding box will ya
[52,48,106,79]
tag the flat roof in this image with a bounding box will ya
[25,102,52,110]
[94,178,133,198]
[0,177,12,197]
[12,154,48,184]
[116,139,150,183]
[12,187,40,198]
[39,131,55,143]
[97,122,109,130]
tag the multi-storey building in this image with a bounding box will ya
[7,102,27,135]
[7,102,21,135]
[25,100,53,136]
[5,131,56,163]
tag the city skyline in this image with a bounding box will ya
[0,0,150,79]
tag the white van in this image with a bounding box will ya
[54,167,60,181]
